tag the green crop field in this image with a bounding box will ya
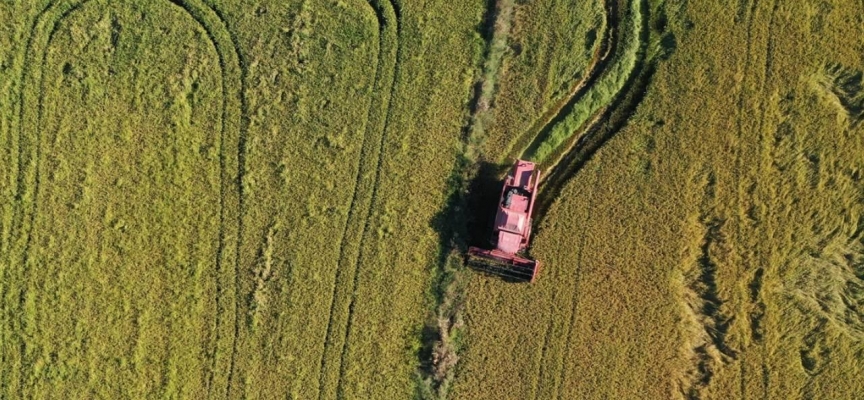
[1,0,863,399]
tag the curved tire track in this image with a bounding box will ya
[525,0,617,397]
[315,1,401,399]
[334,1,403,398]
[6,0,245,397]
[315,0,388,397]
[532,0,652,230]
[1,2,54,394]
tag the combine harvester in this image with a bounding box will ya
[468,160,542,282]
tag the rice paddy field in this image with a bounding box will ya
[1,0,862,399]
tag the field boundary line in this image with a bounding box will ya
[315,0,393,398]
[6,1,245,397]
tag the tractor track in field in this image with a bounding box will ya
[186,3,249,397]
[547,34,656,400]
[752,2,777,398]
[314,0,386,396]
[527,0,618,395]
[4,2,61,394]
[6,1,246,397]
[732,0,777,397]
[334,1,403,397]
[531,170,600,400]
[733,1,757,396]
[315,1,401,398]
[1,2,50,394]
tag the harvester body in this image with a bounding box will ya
[468,160,541,282]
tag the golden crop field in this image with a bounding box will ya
[1,0,863,399]
[455,0,864,399]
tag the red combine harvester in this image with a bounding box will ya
[468,160,542,282]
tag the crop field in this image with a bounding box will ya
[1,0,863,399]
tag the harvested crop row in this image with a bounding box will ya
[522,0,644,163]
[480,0,605,163]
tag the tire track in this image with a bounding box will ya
[733,0,777,397]
[752,2,777,398]
[733,1,757,397]
[315,0,390,397]
[1,2,54,393]
[555,47,656,400]
[315,1,401,399]
[7,1,244,397]
[532,0,653,228]
[526,0,618,394]
[6,2,69,395]
[528,1,655,398]
[734,0,777,397]
[182,3,248,397]
[334,2,402,397]
[750,2,778,398]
